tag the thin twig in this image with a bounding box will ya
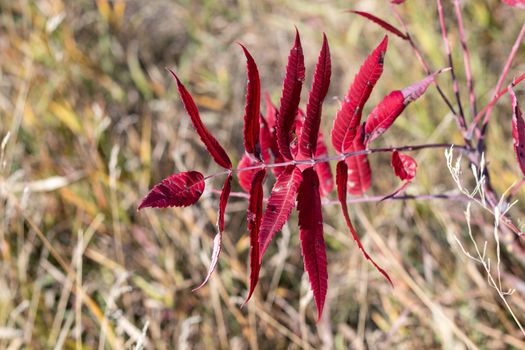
[436,0,468,133]
[205,143,469,180]
[466,71,525,138]
[453,0,477,119]
[477,21,525,143]
[391,6,460,120]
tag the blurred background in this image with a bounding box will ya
[1,0,525,348]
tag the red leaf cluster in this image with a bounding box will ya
[140,27,440,321]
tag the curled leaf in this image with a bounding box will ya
[391,150,417,181]
[381,151,417,200]
[169,69,232,169]
[336,161,393,286]
[297,167,328,321]
[193,174,232,291]
[138,171,205,210]
[243,169,266,306]
[332,36,388,153]
[240,44,262,160]
[364,69,446,144]
[510,87,525,176]
[277,29,305,160]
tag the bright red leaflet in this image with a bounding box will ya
[298,34,331,159]
[138,171,205,210]
[259,166,303,259]
[350,11,408,40]
[510,88,525,176]
[391,0,406,4]
[297,167,328,321]
[364,69,445,145]
[315,134,334,197]
[277,29,305,160]
[336,161,393,286]
[237,154,257,192]
[503,0,525,9]
[381,151,417,200]
[243,169,266,306]
[168,69,232,169]
[346,128,372,195]
[332,36,388,153]
[240,45,261,160]
[193,174,232,291]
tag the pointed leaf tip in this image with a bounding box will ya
[168,69,232,169]
[240,44,262,160]
[364,69,444,144]
[336,161,393,286]
[298,33,331,160]
[332,36,388,153]
[138,171,205,210]
[192,174,232,291]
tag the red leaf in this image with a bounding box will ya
[243,169,266,306]
[314,133,334,197]
[240,45,261,160]
[346,129,372,195]
[259,166,303,258]
[350,11,408,40]
[364,69,445,144]
[138,171,205,210]
[332,36,388,153]
[169,70,232,169]
[391,0,406,4]
[510,88,525,176]
[259,114,272,164]
[277,29,305,160]
[298,34,331,159]
[391,151,417,181]
[264,93,286,177]
[297,167,328,321]
[503,0,525,9]
[336,161,393,286]
[193,174,232,291]
[363,91,405,145]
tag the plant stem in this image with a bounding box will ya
[436,0,468,133]
[453,0,477,119]
[219,190,470,204]
[477,21,525,143]
[391,6,459,121]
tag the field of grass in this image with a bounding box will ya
[2,0,525,348]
